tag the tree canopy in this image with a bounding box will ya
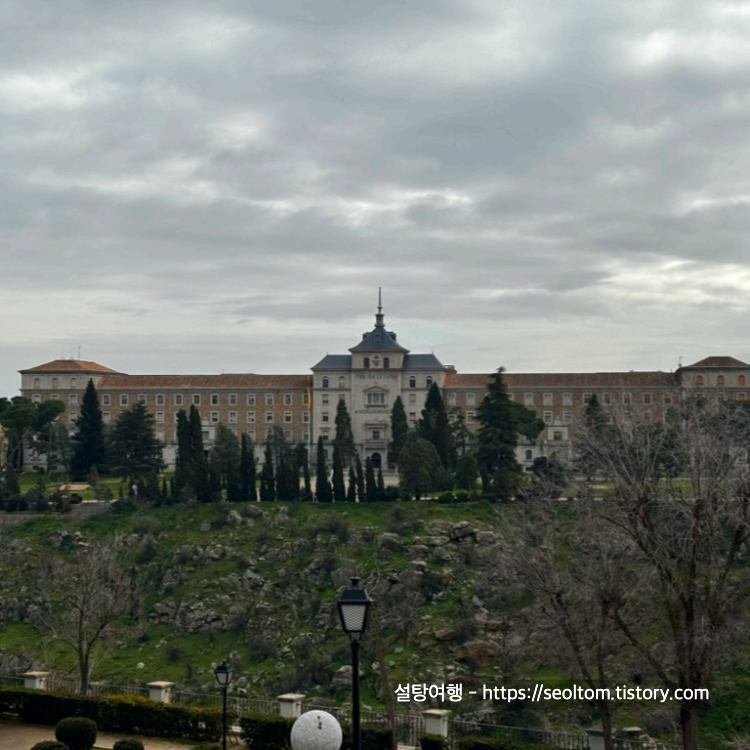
[70,379,106,481]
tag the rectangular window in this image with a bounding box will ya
[33,394,41,404]
[102,394,111,406]
[265,394,274,406]
[265,411,274,423]
[544,411,553,424]
[211,394,220,406]
[603,393,611,405]
[322,393,329,405]
[284,393,293,406]
[68,410,77,423]
[303,431,310,443]
[623,393,631,405]
[192,394,201,406]
[247,412,255,423]
[366,392,387,405]
[563,393,572,406]
[303,392,309,405]
[739,393,748,402]
[643,393,652,405]
[553,431,563,441]
[467,393,476,406]
[156,394,165,406]
[247,430,256,441]
[51,394,60,400]
[664,394,672,405]
[120,394,129,406]
[211,411,219,423]
[156,411,164,422]
[156,430,165,442]
[467,411,476,423]
[174,412,180,422]
[524,393,534,406]
[284,411,293,423]
[103,412,111,424]
[563,411,572,424]
[409,412,417,422]
[229,411,238,423]
[543,393,553,406]
[322,412,329,423]
[247,393,256,406]
[448,412,456,423]
[583,393,592,404]
[69,394,78,405]
[284,430,292,441]
[303,411,310,423]
[409,393,416,405]
[447,393,456,406]
[229,394,238,406]
[138,394,147,405]
[174,394,183,406]
[372,429,381,441]
[339,393,345,402]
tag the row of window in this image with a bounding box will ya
[34,377,77,389]
[696,375,746,386]
[516,392,670,406]
[98,392,306,407]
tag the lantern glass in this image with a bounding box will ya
[214,661,233,687]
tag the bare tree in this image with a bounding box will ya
[35,543,140,695]
[573,396,750,750]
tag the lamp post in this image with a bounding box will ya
[337,577,372,750]
[214,660,233,750]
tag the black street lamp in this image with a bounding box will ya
[213,660,233,750]
[337,577,372,750]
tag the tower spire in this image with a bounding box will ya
[375,288,384,328]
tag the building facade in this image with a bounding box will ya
[17,304,750,471]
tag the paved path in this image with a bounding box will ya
[0,718,242,749]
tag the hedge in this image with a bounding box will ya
[0,686,222,744]
[420,734,448,750]
[240,713,295,750]
[457,737,562,750]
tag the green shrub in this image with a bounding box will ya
[420,735,448,750]
[31,742,69,750]
[55,717,97,750]
[341,724,395,750]
[453,490,470,502]
[240,713,294,750]
[189,745,223,750]
[437,491,455,504]
[113,740,145,750]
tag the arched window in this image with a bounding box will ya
[717,375,725,386]
[740,375,746,387]
[696,375,704,386]
[364,357,370,368]
[525,450,533,461]
[338,376,345,389]
[409,376,416,388]
[426,376,433,387]
[322,377,329,388]
[33,378,40,388]
[52,377,58,389]
[70,377,76,388]
[383,357,390,369]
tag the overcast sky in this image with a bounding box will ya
[3,0,750,397]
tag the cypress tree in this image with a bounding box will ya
[174,409,193,501]
[347,465,357,503]
[70,379,107,481]
[418,383,453,469]
[189,406,210,502]
[239,433,257,502]
[4,464,20,497]
[315,436,332,502]
[260,443,275,501]
[476,367,522,501]
[332,443,346,502]
[365,456,377,503]
[160,476,168,503]
[389,396,409,467]
[377,466,385,500]
[334,400,355,466]
[355,453,365,503]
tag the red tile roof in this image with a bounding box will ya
[98,374,312,389]
[683,356,749,368]
[445,371,676,389]
[20,359,122,374]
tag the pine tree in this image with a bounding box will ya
[334,400,355,466]
[239,433,257,502]
[418,383,453,469]
[365,456,377,503]
[377,466,385,500]
[398,434,441,501]
[332,443,346,502]
[347,465,357,503]
[315,436,332,502]
[389,396,409,467]
[355,453,365,503]
[476,367,522,501]
[108,403,165,488]
[70,379,107,481]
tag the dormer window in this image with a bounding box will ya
[374,334,381,342]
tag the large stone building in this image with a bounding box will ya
[16,300,750,471]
